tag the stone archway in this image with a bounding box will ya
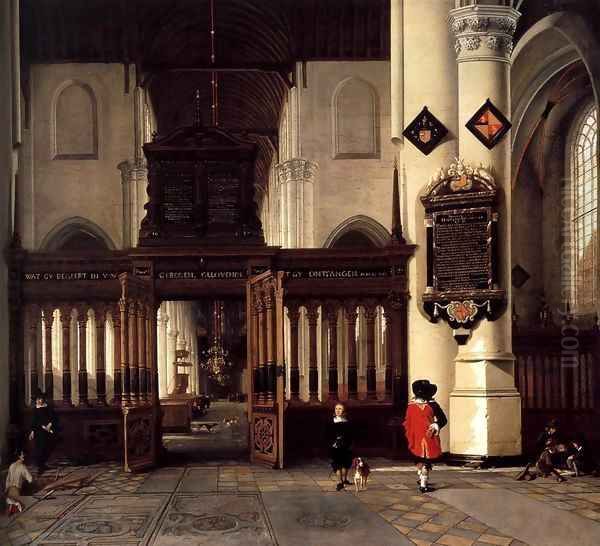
[39,217,116,251]
[322,215,390,248]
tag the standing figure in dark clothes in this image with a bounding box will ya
[328,403,353,491]
[29,393,57,474]
[404,379,447,493]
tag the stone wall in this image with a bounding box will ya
[22,63,135,250]
[297,60,394,247]
[0,0,15,463]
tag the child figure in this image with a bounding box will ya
[566,434,598,476]
[404,379,447,493]
[5,450,33,515]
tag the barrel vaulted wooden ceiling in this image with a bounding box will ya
[20,0,391,190]
[20,0,600,190]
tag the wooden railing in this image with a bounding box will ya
[513,324,600,454]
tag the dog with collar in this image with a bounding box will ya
[352,457,370,492]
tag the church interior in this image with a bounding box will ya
[0,1,599,545]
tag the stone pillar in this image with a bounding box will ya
[118,159,148,249]
[449,3,522,458]
[276,158,318,248]
[390,0,403,143]
[0,0,18,461]
[400,0,458,452]
[157,306,169,398]
[166,307,178,396]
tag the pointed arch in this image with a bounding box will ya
[512,12,600,152]
[39,217,116,252]
[323,215,390,249]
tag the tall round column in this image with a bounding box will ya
[157,307,169,398]
[166,302,178,396]
[449,2,522,459]
[400,0,458,451]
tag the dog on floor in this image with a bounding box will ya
[352,457,370,492]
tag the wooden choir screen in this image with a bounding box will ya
[283,301,396,403]
[247,270,285,468]
[22,303,120,407]
[513,325,600,455]
[118,272,159,471]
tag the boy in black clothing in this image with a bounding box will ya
[29,393,58,474]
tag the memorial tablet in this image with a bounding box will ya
[161,162,195,224]
[420,158,505,341]
[207,161,240,226]
[433,207,491,292]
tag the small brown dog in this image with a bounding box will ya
[352,457,370,492]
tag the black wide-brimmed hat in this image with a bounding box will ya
[412,379,438,400]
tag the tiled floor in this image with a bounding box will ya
[2,459,600,545]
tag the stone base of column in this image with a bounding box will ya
[444,452,525,468]
[449,352,522,458]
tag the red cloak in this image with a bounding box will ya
[403,400,442,460]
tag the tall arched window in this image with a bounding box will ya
[570,104,598,310]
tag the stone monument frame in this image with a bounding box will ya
[421,158,506,341]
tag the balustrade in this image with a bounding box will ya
[275,297,395,405]
[22,300,157,408]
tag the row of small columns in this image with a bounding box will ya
[289,301,393,403]
[26,301,155,407]
[250,297,395,404]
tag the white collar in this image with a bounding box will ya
[413,398,427,404]
[333,416,347,423]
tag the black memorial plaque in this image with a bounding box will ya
[161,162,195,224]
[433,207,491,292]
[207,161,240,226]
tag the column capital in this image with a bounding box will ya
[276,157,319,185]
[448,5,520,63]
[117,158,148,183]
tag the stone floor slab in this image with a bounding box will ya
[137,468,185,493]
[32,494,169,546]
[176,468,218,493]
[434,488,600,546]
[261,490,414,546]
[151,493,275,545]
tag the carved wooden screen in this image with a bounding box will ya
[246,270,285,468]
[119,272,159,472]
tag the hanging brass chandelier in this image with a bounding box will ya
[200,300,232,386]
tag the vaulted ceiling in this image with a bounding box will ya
[20,0,600,190]
[20,0,391,190]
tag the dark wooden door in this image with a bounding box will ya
[246,270,285,468]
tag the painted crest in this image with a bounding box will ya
[447,300,478,323]
[419,129,432,143]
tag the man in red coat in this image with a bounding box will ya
[404,379,447,492]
